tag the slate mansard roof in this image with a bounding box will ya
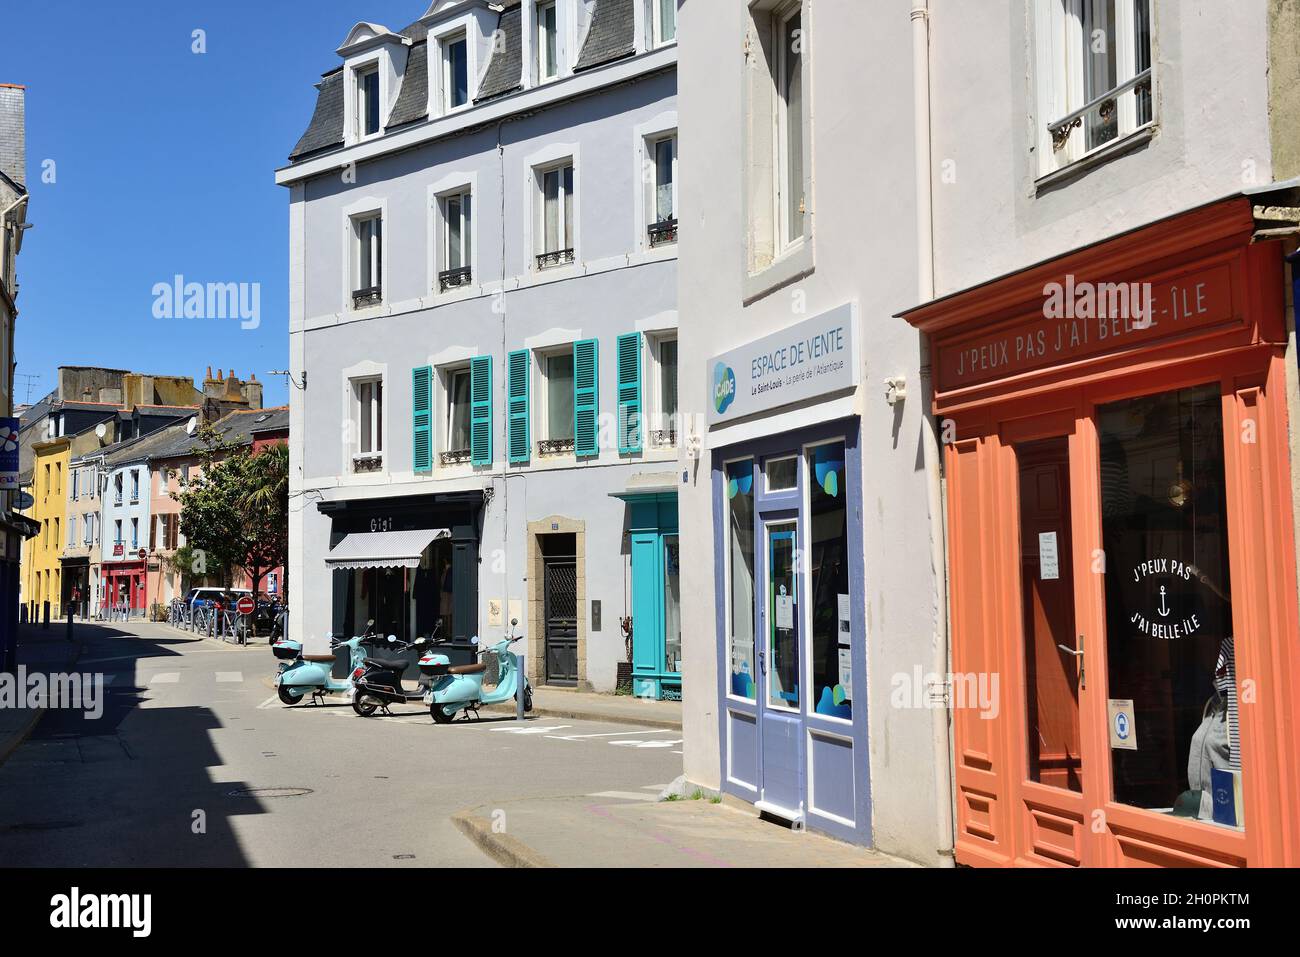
[288,0,639,162]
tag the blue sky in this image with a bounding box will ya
[5,0,426,410]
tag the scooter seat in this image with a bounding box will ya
[366,657,409,670]
[448,662,488,675]
[303,654,336,663]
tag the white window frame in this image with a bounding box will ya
[535,345,577,451]
[130,518,139,550]
[535,161,575,267]
[354,61,383,141]
[650,0,677,48]
[648,132,678,241]
[536,1,560,83]
[441,365,474,464]
[646,331,679,447]
[774,0,805,256]
[353,377,384,463]
[440,30,471,114]
[1034,0,1154,179]
[352,212,383,303]
[441,189,473,286]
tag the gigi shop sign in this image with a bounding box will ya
[708,304,860,425]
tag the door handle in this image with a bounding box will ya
[758,651,767,676]
[1056,635,1084,689]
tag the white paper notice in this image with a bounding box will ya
[838,648,852,691]
[1038,532,1060,581]
[775,595,794,630]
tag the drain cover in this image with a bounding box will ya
[226,786,313,799]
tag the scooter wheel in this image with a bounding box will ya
[430,703,455,724]
[353,694,379,717]
[278,686,305,706]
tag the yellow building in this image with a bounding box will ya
[21,436,70,622]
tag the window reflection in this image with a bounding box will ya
[1099,384,1241,828]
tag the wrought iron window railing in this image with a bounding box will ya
[352,453,383,473]
[649,429,677,449]
[440,448,472,466]
[1047,68,1152,151]
[648,219,678,247]
[352,285,383,309]
[538,438,575,456]
[438,266,472,291]
[536,248,575,270]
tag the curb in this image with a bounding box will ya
[451,809,554,868]
[479,702,681,730]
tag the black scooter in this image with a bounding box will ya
[351,630,435,717]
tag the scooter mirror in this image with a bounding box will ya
[511,618,518,627]
[387,635,397,643]
[470,635,479,645]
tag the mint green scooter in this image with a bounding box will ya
[420,620,533,723]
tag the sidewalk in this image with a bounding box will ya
[0,621,88,766]
[481,686,681,729]
[453,791,918,868]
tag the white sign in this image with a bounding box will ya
[707,304,860,425]
[775,594,794,630]
[1108,698,1138,750]
[1038,532,1060,581]
[488,598,503,628]
[838,647,852,692]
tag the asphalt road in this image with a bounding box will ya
[0,622,683,867]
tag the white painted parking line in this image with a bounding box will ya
[216,672,243,683]
[609,739,683,749]
[587,791,659,802]
[549,729,675,740]
[256,695,281,710]
[488,724,572,735]
[149,673,180,685]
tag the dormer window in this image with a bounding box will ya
[652,0,677,46]
[537,1,559,81]
[442,32,469,112]
[356,64,381,137]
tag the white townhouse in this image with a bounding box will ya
[279,1,685,697]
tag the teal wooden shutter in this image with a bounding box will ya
[573,338,599,458]
[616,332,642,453]
[507,349,530,464]
[470,355,493,466]
[412,365,433,473]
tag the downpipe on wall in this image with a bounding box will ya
[912,0,956,866]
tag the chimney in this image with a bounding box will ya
[0,84,25,188]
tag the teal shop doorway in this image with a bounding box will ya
[614,488,681,700]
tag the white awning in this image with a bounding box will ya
[325,528,450,571]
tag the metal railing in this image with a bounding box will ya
[440,448,472,466]
[352,285,383,309]
[538,437,575,456]
[438,266,473,291]
[648,219,678,247]
[536,248,574,270]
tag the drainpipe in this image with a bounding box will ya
[911,0,956,866]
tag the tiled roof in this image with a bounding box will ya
[387,41,429,129]
[575,0,636,72]
[477,3,522,102]
[288,69,345,161]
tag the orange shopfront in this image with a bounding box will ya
[902,198,1300,867]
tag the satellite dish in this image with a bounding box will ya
[95,422,107,441]
[185,417,197,435]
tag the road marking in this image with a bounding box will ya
[549,729,675,740]
[488,724,572,735]
[609,739,683,749]
[149,673,180,685]
[586,791,659,802]
[256,695,281,710]
[216,672,243,683]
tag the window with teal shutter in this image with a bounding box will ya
[507,350,530,463]
[616,332,642,453]
[470,355,492,466]
[573,338,599,458]
[412,365,433,473]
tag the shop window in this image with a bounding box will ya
[663,534,681,675]
[1036,0,1153,178]
[765,455,797,491]
[336,537,454,642]
[767,519,799,710]
[1098,384,1240,829]
[726,459,756,699]
[808,442,850,719]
